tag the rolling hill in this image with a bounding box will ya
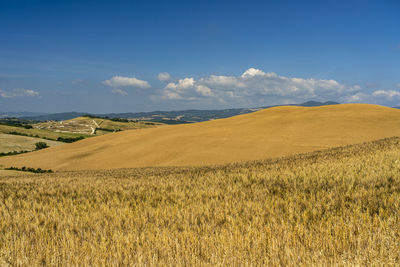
[2,103,400,171]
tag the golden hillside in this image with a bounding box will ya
[2,103,400,171]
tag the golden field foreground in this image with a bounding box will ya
[1,137,400,266]
[3,104,400,171]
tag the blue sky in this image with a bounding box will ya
[0,0,399,113]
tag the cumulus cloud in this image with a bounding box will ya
[157,72,171,82]
[103,76,150,88]
[158,78,196,100]
[372,90,400,99]
[342,89,400,107]
[154,68,362,106]
[342,92,370,103]
[200,75,246,88]
[0,88,39,98]
[241,68,277,78]
[166,78,195,90]
[111,88,128,96]
[372,90,400,101]
[196,85,213,96]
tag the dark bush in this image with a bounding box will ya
[5,166,53,173]
[0,150,29,157]
[35,142,49,150]
[56,136,84,143]
[110,118,129,122]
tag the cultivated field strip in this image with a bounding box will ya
[1,137,400,265]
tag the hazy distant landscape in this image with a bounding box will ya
[0,100,339,122]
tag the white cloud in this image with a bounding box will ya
[157,72,171,82]
[196,85,213,96]
[372,90,400,100]
[111,88,128,96]
[153,68,362,106]
[166,78,195,90]
[342,90,400,106]
[103,76,150,88]
[160,78,196,100]
[0,88,39,98]
[342,92,370,103]
[396,83,400,88]
[153,68,400,108]
[241,68,278,78]
[200,75,246,88]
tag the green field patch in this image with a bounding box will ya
[0,133,63,153]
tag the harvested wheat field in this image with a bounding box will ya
[1,137,400,265]
[2,104,400,171]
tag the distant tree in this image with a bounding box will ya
[35,142,49,150]
[57,136,84,143]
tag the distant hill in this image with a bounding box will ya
[3,103,400,171]
[20,101,339,122]
[21,112,89,121]
[0,111,47,118]
[297,101,339,107]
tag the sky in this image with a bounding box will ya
[0,0,399,113]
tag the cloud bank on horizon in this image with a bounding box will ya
[92,68,400,108]
[2,68,400,111]
[146,68,400,108]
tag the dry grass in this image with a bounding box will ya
[2,104,400,171]
[0,170,33,177]
[0,134,62,153]
[1,137,400,266]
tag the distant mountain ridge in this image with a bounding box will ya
[18,101,339,122]
[21,112,89,121]
[0,111,48,118]
[297,101,339,107]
